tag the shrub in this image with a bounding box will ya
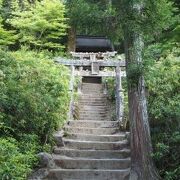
[0,0,18,47]
[0,49,70,143]
[0,137,38,179]
[146,48,180,179]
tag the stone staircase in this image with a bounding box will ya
[41,83,130,180]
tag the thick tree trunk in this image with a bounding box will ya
[67,26,76,53]
[124,14,160,180]
[124,30,160,180]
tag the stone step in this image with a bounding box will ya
[79,105,109,107]
[82,82,102,84]
[78,118,111,121]
[53,157,131,170]
[79,104,108,107]
[79,109,109,113]
[79,96,107,99]
[79,107,108,110]
[82,85,102,87]
[82,87,103,89]
[79,103,108,106]
[82,89,103,91]
[65,133,127,142]
[82,89,103,92]
[64,127,119,135]
[80,98,107,101]
[78,111,109,114]
[79,111,108,114]
[82,86,103,89]
[79,100,107,103]
[53,148,130,159]
[82,91,103,94]
[82,92,103,95]
[80,94,107,98]
[79,101,107,104]
[67,120,119,128]
[79,111,109,115]
[82,85,103,91]
[63,139,129,150]
[78,119,112,121]
[79,115,110,119]
[79,114,109,117]
[79,106,109,109]
[82,88,103,95]
[79,98,107,101]
[47,169,130,180]
[79,99,107,102]
[79,95,107,100]
[78,113,108,116]
[78,109,109,113]
[82,87,103,90]
[78,113,110,116]
[79,97,106,99]
[82,83,103,87]
[79,107,109,110]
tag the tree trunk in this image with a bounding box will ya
[67,26,76,53]
[123,3,160,180]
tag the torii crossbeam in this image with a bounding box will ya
[54,52,126,124]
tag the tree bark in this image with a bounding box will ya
[67,26,76,53]
[123,2,160,180]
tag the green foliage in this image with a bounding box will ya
[0,1,70,177]
[151,132,180,179]
[0,48,70,142]
[143,0,176,33]
[0,136,39,179]
[0,0,18,47]
[9,0,67,51]
[145,47,180,179]
[146,49,180,123]
[151,132,180,180]
[0,48,70,178]
[66,0,122,42]
[103,77,116,101]
[103,76,129,128]
[119,0,176,40]
[127,62,144,87]
[0,18,17,46]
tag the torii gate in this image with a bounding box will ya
[55,52,126,125]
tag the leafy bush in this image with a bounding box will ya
[0,0,18,47]
[146,47,180,179]
[0,49,70,142]
[0,137,39,179]
[103,77,116,101]
[147,52,179,123]
[151,132,180,180]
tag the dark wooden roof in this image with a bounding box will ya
[76,36,114,53]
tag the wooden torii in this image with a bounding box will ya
[55,52,126,125]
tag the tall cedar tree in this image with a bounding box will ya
[120,0,175,179]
